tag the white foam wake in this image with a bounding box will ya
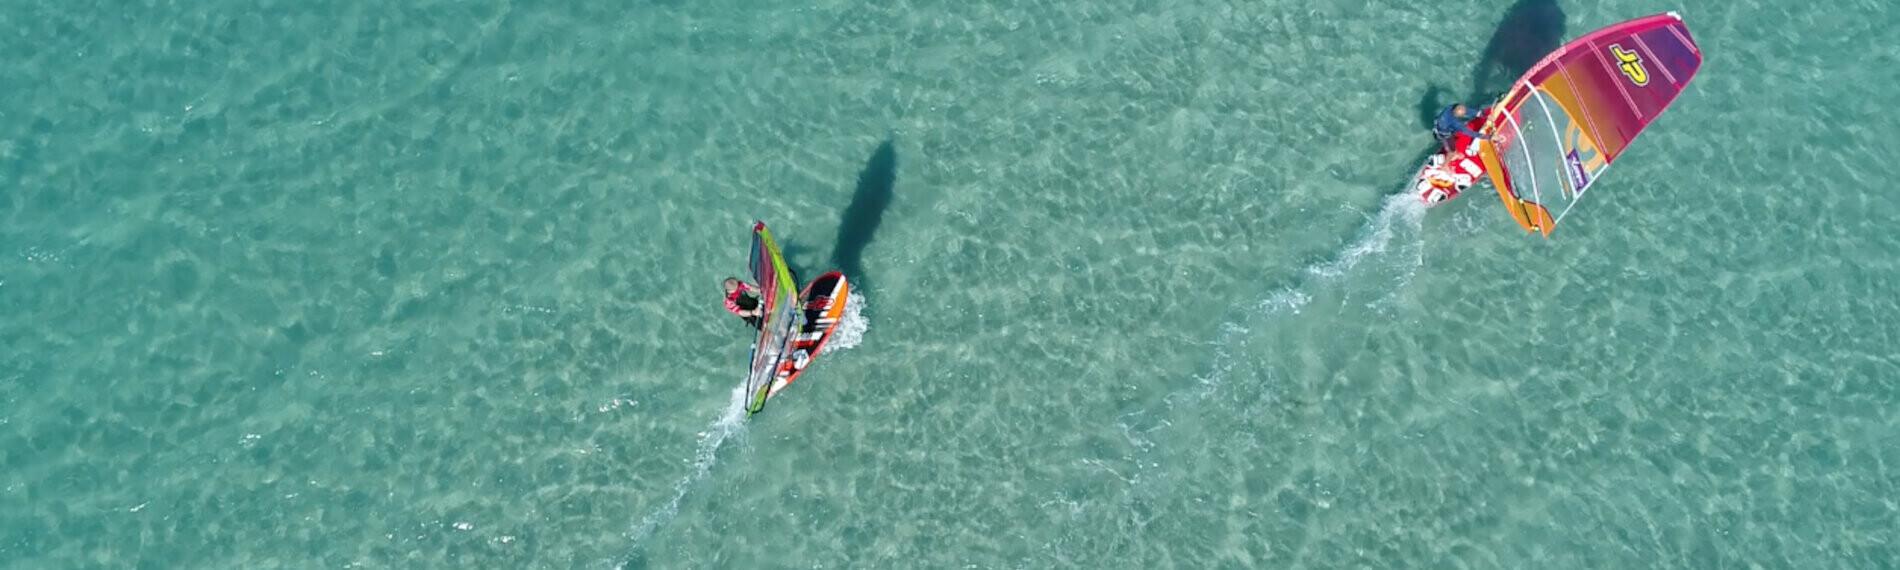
[1193,194,1428,393]
[1241,194,1426,317]
[626,383,750,546]
[622,292,867,554]
[1305,194,1427,280]
[825,291,869,352]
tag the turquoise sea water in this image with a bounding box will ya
[4,0,1897,567]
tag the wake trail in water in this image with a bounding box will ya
[626,383,750,546]
[1193,193,1427,395]
[1112,193,1429,501]
[622,294,869,554]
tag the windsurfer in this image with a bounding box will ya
[723,277,764,329]
[1433,104,1489,150]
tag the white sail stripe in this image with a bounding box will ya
[1529,87,1574,202]
[1502,108,1542,210]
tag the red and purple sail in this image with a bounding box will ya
[1477,12,1704,236]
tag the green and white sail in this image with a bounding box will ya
[743,221,800,414]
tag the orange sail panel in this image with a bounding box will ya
[1479,12,1703,236]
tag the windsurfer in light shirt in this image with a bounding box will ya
[723,277,763,329]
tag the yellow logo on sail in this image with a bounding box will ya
[1609,44,1649,86]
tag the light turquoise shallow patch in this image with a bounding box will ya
[2,0,1895,568]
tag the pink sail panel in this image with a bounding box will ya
[1480,12,1703,235]
[1530,12,1702,162]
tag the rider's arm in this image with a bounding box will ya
[1455,120,1487,139]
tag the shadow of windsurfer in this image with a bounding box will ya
[1404,85,1452,175]
[1403,0,1565,198]
[1417,85,1449,131]
[778,240,813,285]
[1411,0,1565,135]
[830,139,897,291]
[1467,0,1566,102]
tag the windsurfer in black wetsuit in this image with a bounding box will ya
[723,277,763,329]
[1433,104,1490,150]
